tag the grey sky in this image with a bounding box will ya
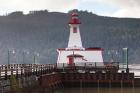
[0,0,140,18]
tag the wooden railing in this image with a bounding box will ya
[0,64,55,79]
[56,62,119,73]
[0,62,131,79]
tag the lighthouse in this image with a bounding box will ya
[67,13,83,50]
[57,12,104,66]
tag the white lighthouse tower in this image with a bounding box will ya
[57,12,104,66]
[67,13,83,50]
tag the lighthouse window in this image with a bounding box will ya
[73,27,77,33]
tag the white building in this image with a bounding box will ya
[57,12,104,66]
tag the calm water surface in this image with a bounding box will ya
[53,87,140,93]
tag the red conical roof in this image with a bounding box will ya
[69,12,81,24]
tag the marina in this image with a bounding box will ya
[0,12,139,93]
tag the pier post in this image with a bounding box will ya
[5,65,8,79]
[63,63,64,72]
[84,63,86,72]
[11,65,13,76]
[97,80,100,93]
[121,80,123,93]
[109,80,111,93]
[44,65,47,74]
[0,66,1,79]
[40,65,43,75]
[16,64,18,78]
[21,64,23,77]
[95,62,97,72]
[132,80,135,93]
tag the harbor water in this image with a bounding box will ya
[52,64,140,93]
[54,87,140,93]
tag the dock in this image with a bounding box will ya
[0,62,139,93]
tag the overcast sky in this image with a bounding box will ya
[0,0,140,18]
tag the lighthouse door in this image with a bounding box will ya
[68,57,74,65]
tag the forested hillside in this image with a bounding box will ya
[0,10,140,64]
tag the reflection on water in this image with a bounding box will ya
[53,87,140,93]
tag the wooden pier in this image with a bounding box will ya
[0,62,138,93]
[0,64,55,93]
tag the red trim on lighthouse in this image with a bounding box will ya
[57,48,104,51]
[69,12,81,24]
[58,48,66,51]
[85,47,104,51]
[67,54,83,58]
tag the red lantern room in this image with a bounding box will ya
[69,12,81,24]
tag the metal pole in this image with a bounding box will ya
[34,55,36,64]
[123,48,128,68]
[126,48,128,69]
[8,50,10,65]
[123,48,129,72]
[111,52,114,62]
[23,51,25,64]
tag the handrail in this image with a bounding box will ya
[0,64,55,79]
[1,62,139,80]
